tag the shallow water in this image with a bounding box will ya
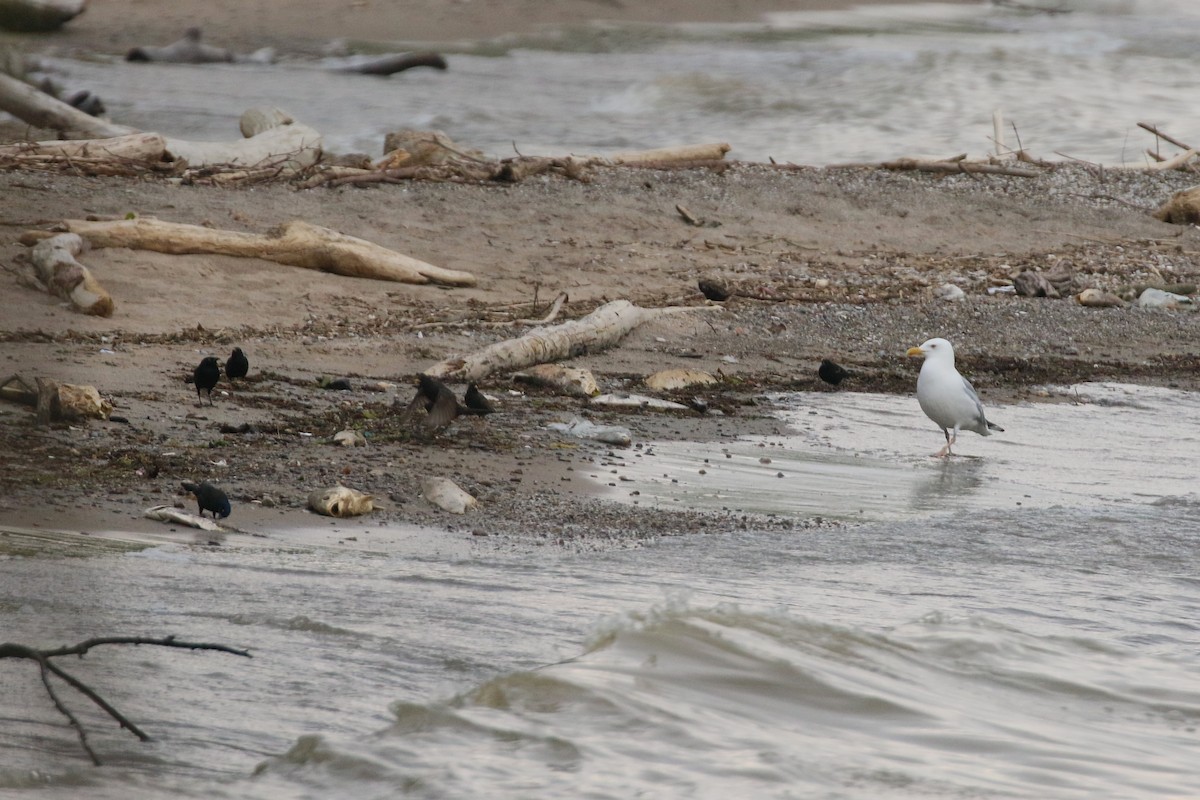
[27,0,1200,165]
[2,383,1199,798]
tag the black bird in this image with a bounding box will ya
[818,359,852,386]
[193,356,221,405]
[225,347,249,381]
[406,374,492,429]
[463,383,496,415]
[181,481,231,519]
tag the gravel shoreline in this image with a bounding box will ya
[3,164,1200,545]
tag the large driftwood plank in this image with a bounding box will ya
[424,300,718,381]
[53,218,476,286]
[0,132,168,161]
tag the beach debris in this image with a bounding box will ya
[307,486,375,517]
[1013,269,1060,298]
[332,429,367,447]
[425,299,721,383]
[22,232,115,316]
[24,217,474,287]
[548,417,633,447]
[325,51,447,76]
[514,365,599,397]
[143,505,222,531]
[1136,287,1193,309]
[591,393,691,412]
[0,374,112,423]
[935,283,966,302]
[377,129,485,169]
[0,76,320,174]
[644,369,717,392]
[1075,288,1125,308]
[0,0,85,32]
[857,156,1042,179]
[1153,186,1200,225]
[420,476,477,514]
[302,140,732,190]
[125,27,275,65]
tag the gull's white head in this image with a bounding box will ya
[906,337,955,363]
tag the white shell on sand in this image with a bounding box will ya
[421,477,477,514]
[644,368,717,391]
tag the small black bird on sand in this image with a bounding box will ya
[225,347,249,381]
[463,383,496,415]
[181,481,231,519]
[193,356,221,405]
[406,374,494,429]
[818,359,852,386]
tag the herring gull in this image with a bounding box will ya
[906,338,1004,457]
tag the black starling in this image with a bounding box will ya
[818,359,852,386]
[463,383,496,415]
[193,356,220,405]
[405,374,492,429]
[698,278,731,302]
[181,481,231,519]
[225,347,249,380]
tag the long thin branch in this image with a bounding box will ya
[0,635,251,765]
[36,655,101,766]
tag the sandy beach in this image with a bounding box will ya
[3,1,1200,544]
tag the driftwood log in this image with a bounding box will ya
[0,373,112,423]
[878,158,1042,178]
[27,232,115,316]
[327,52,448,76]
[30,217,476,286]
[0,132,167,162]
[608,142,731,165]
[424,299,719,382]
[126,27,233,63]
[0,76,320,171]
[0,0,86,32]
[0,71,134,139]
[0,636,250,765]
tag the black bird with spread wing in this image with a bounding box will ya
[406,375,494,429]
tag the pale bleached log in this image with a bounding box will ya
[608,142,731,165]
[0,82,320,171]
[0,0,86,32]
[424,299,719,382]
[0,72,135,138]
[29,233,115,316]
[53,217,476,286]
[0,132,167,162]
[166,121,322,171]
